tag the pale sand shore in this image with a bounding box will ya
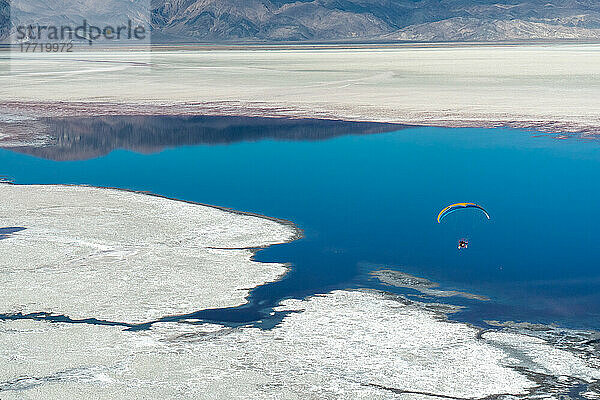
[1,44,600,146]
[1,290,599,399]
[0,183,299,323]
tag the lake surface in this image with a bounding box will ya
[2,116,599,330]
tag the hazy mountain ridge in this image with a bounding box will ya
[150,0,600,41]
[3,0,600,42]
[0,0,9,39]
[386,16,600,41]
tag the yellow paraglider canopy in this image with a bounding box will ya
[437,203,490,223]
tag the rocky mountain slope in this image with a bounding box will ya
[3,0,600,42]
[150,0,600,41]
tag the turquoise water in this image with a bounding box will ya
[2,123,600,329]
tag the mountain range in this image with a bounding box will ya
[3,0,600,42]
[151,0,600,41]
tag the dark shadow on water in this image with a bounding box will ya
[0,227,26,240]
[7,115,410,161]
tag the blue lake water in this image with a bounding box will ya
[2,119,599,330]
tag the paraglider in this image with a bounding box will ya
[437,203,490,224]
[437,203,490,250]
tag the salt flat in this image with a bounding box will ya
[0,183,298,323]
[1,44,600,146]
[2,290,599,399]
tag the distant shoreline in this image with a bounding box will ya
[3,45,600,141]
[0,100,596,149]
[3,40,600,52]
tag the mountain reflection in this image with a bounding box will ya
[9,115,408,161]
